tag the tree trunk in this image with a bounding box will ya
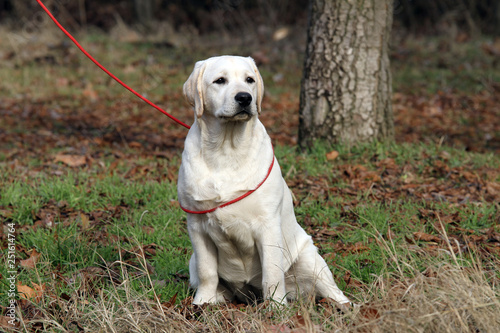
[134,0,155,29]
[299,0,394,148]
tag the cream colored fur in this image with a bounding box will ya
[177,56,350,305]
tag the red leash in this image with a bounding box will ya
[180,146,275,214]
[36,0,191,130]
[38,0,276,213]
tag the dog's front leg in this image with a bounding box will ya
[188,219,222,304]
[256,223,287,304]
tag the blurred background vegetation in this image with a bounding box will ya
[1,0,498,151]
[2,0,499,36]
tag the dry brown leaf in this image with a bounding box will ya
[291,314,306,327]
[17,282,44,302]
[326,150,339,161]
[361,171,382,182]
[486,182,500,196]
[54,154,87,167]
[318,228,339,237]
[349,241,370,253]
[343,270,364,288]
[129,141,142,148]
[20,249,41,269]
[359,303,381,320]
[273,27,290,41]
[438,150,451,160]
[0,315,20,329]
[481,42,500,56]
[83,83,98,102]
[162,292,178,309]
[413,232,441,243]
[466,234,487,242]
[264,323,293,333]
[0,209,13,218]
[79,213,90,230]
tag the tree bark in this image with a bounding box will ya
[134,0,155,29]
[299,0,394,148]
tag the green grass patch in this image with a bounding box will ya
[392,36,500,94]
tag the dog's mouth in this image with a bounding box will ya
[221,109,253,122]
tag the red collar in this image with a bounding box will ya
[179,146,275,214]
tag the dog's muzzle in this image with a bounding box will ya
[221,92,254,121]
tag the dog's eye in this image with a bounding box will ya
[246,77,255,84]
[213,77,226,84]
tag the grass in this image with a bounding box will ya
[1,140,499,331]
[0,27,499,332]
[391,35,500,94]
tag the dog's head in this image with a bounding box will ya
[183,56,264,121]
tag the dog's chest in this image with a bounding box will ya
[186,166,255,206]
[203,214,261,280]
[205,215,255,253]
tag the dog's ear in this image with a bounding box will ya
[247,57,264,114]
[183,60,207,118]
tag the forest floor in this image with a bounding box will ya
[0,23,499,332]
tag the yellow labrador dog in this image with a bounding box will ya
[177,55,350,305]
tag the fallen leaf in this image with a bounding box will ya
[54,154,87,167]
[486,182,500,196]
[413,232,441,243]
[71,266,114,294]
[359,303,381,320]
[20,249,41,269]
[0,209,13,218]
[349,241,370,253]
[273,27,289,41]
[129,141,142,148]
[264,324,293,333]
[438,150,451,160]
[122,243,161,258]
[481,42,500,56]
[291,314,306,327]
[78,213,90,230]
[162,292,178,308]
[83,83,98,102]
[326,150,339,161]
[465,234,487,242]
[360,170,382,182]
[17,282,44,302]
[343,270,364,288]
[0,315,19,329]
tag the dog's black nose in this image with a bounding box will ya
[235,92,252,107]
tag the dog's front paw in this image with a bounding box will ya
[264,284,288,306]
[193,291,225,305]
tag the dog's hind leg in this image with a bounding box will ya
[286,243,351,304]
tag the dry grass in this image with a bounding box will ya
[347,258,500,333]
[341,222,500,333]
[13,231,499,333]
